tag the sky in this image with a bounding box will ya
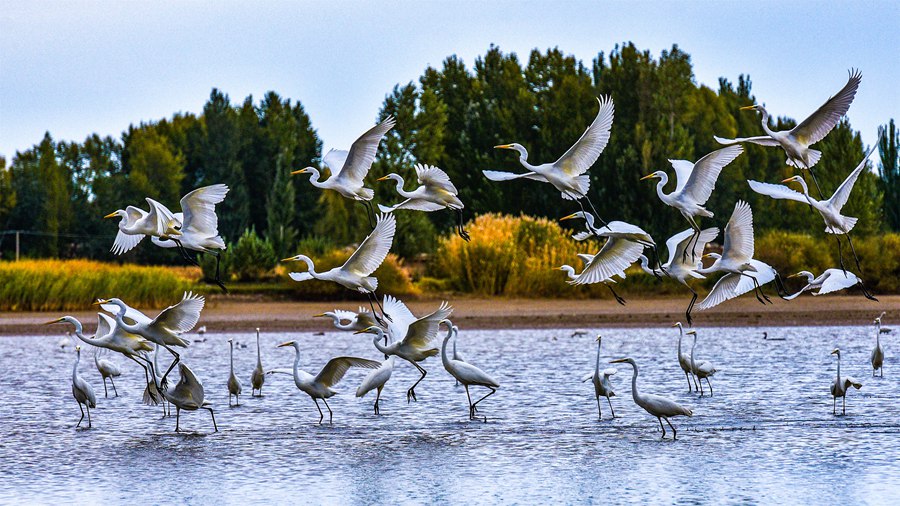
[1,0,898,164]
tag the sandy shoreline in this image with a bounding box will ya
[3,295,895,336]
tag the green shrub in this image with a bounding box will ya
[230,228,277,281]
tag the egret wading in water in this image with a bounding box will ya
[378,163,471,241]
[283,213,397,324]
[484,96,615,223]
[93,349,121,398]
[227,338,242,406]
[672,322,698,392]
[610,358,692,440]
[784,269,875,301]
[582,335,616,420]
[688,329,717,396]
[356,356,395,415]
[830,348,862,415]
[871,317,885,377]
[161,362,217,432]
[292,116,396,228]
[251,328,265,396]
[441,321,499,421]
[72,346,97,428]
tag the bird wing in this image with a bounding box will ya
[576,253,595,266]
[572,231,593,242]
[817,270,860,295]
[691,227,720,261]
[790,69,861,146]
[569,238,643,286]
[402,301,453,349]
[150,292,205,333]
[101,302,153,326]
[416,164,458,194]
[553,95,615,176]
[696,273,742,311]
[713,135,780,147]
[482,170,546,182]
[145,198,179,235]
[681,145,743,205]
[111,229,145,255]
[95,313,113,338]
[383,294,417,339]
[672,227,719,269]
[602,367,617,376]
[389,198,445,212]
[334,116,396,184]
[341,213,396,276]
[664,229,695,267]
[581,372,593,382]
[331,309,359,324]
[829,142,879,212]
[721,200,754,262]
[747,180,810,204]
[179,184,228,236]
[668,159,695,194]
[322,149,350,177]
[315,356,381,388]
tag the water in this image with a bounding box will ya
[1,325,897,504]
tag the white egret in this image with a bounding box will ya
[251,328,265,396]
[441,322,499,420]
[283,213,396,321]
[161,362,217,432]
[559,253,626,305]
[356,356,395,415]
[292,116,396,227]
[355,300,453,403]
[273,341,380,424]
[748,141,879,276]
[716,69,862,195]
[104,198,182,255]
[784,269,874,301]
[58,331,72,349]
[314,307,378,332]
[451,331,468,386]
[72,346,97,428]
[581,335,616,419]
[697,254,778,311]
[610,358,693,440]
[640,145,743,261]
[227,338,242,406]
[97,292,205,386]
[561,212,659,270]
[830,348,862,415]
[871,317,884,377]
[672,322,698,392]
[93,349,122,398]
[687,330,717,397]
[564,233,644,291]
[377,163,470,241]
[485,96,615,221]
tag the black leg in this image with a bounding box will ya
[76,402,85,428]
[844,233,864,275]
[605,283,627,305]
[583,194,609,229]
[685,371,693,392]
[313,398,324,424]
[213,251,228,293]
[685,289,697,327]
[110,377,118,397]
[596,395,602,420]
[465,385,473,419]
[175,407,181,432]
[835,235,847,275]
[472,387,496,412]
[706,377,713,397]
[158,346,182,389]
[204,407,218,432]
[102,377,109,398]
[665,417,677,440]
[658,417,666,438]
[86,405,91,428]
[455,209,471,242]
[407,363,427,403]
[322,398,333,424]
[374,387,382,415]
[607,395,615,418]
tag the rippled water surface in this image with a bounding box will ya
[2,325,898,504]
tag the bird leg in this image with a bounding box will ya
[583,194,609,229]
[374,387,382,415]
[407,363,427,403]
[76,402,85,428]
[102,377,109,398]
[212,251,228,294]
[685,372,693,392]
[706,377,713,397]
[455,209,471,242]
[740,272,771,305]
[158,346,182,390]
[664,417,678,440]
[228,394,233,407]
[835,235,847,275]
[773,272,790,299]
[605,283,627,305]
[685,288,697,327]
[313,398,324,424]
[596,396,602,420]
[842,395,846,415]
[110,377,118,397]
[322,398,334,424]
[649,245,664,280]
[366,292,392,326]
[204,407,218,432]
[86,404,92,428]
[358,200,376,229]
[465,385,474,419]
[803,166,827,201]
[129,355,160,405]
[658,417,666,438]
[175,407,181,432]
[844,233,864,275]
[472,387,496,415]
[174,239,201,267]
[606,395,615,418]
[833,396,836,416]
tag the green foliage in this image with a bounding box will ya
[266,154,298,259]
[878,119,900,231]
[230,228,277,281]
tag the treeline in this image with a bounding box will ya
[1,43,898,264]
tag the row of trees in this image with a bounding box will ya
[1,43,898,264]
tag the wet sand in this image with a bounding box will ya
[3,295,895,335]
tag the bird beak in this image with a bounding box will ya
[781,177,794,183]
[353,329,368,335]
[739,105,755,111]
[290,168,308,175]
[596,335,602,342]
[639,173,655,181]
[376,176,389,181]
[670,322,680,328]
[276,341,292,348]
[313,313,326,318]
[609,358,627,364]
[93,299,107,305]
[45,318,64,325]
[494,144,513,150]
[281,256,296,262]
[787,273,800,279]
[103,212,117,219]
[559,213,577,221]
[830,349,839,355]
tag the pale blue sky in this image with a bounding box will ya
[1,1,897,163]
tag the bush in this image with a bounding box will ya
[230,228,277,281]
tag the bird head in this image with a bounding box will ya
[686,330,697,337]
[494,143,527,158]
[276,341,296,349]
[376,174,401,182]
[559,212,586,222]
[740,104,765,113]
[45,316,71,325]
[874,317,881,325]
[354,326,380,336]
[227,338,233,344]
[671,322,683,329]
[75,345,81,352]
[103,210,126,220]
[639,171,665,181]
[781,175,804,185]
[609,358,633,366]
[831,348,840,356]
[281,254,309,263]
[290,167,312,176]
[595,334,602,343]
[787,270,813,280]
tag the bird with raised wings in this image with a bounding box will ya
[378,163,470,240]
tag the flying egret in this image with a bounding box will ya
[356,356,395,415]
[149,184,230,292]
[582,335,616,420]
[871,317,884,377]
[161,362,218,432]
[93,349,122,398]
[716,69,862,196]
[441,322,499,420]
[97,292,204,387]
[640,145,743,261]
[251,328,265,396]
[687,330,717,396]
[610,358,693,440]
[564,232,644,294]
[485,96,615,221]
[104,197,183,256]
[697,254,779,311]
[830,348,862,415]
[293,116,396,227]
[227,338,242,406]
[377,163,470,241]
[748,141,879,276]
[315,307,378,332]
[72,346,97,428]
[561,212,659,273]
[559,253,626,305]
[784,269,874,301]
[355,300,453,403]
[273,341,379,424]
[283,213,396,322]
[672,322,698,392]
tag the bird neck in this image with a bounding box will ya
[758,108,776,137]
[372,331,389,355]
[581,212,596,231]
[594,341,601,374]
[72,321,100,348]
[391,175,416,198]
[256,332,263,367]
[112,305,139,334]
[677,328,683,358]
[628,362,640,403]
[560,265,576,279]
[690,335,697,370]
[876,323,881,347]
[305,168,326,188]
[73,350,80,382]
[836,354,841,380]
[298,256,320,278]
[93,351,100,368]
[452,336,458,357]
[153,346,162,376]
[229,342,234,375]
[291,346,303,386]
[441,329,453,369]
[654,173,671,203]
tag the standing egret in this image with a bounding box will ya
[161,362,218,432]
[610,358,693,439]
[377,163,470,241]
[830,348,862,415]
[871,317,885,377]
[716,69,862,196]
[581,335,616,420]
[72,346,97,428]
[748,141,879,276]
[441,322,499,420]
[251,328,266,396]
[559,253,626,305]
[355,301,453,403]
[283,213,396,322]
[687,330,717,396]
[356,356,395,415]
[784,269,875,301]
[484,96,615,221]
[274,341,380,424]
[227,338,242,406]
[293,116,396,227]
[314,307,378,332]
[93,349,122,398]
[672,322,698,392]
[640,145,743,261]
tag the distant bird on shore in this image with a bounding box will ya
[93,349,121,398]
[830,348,861,415]
[378,163,470,241]
[762,331,785,341]
[227,338,242,406]
[441,322,499,421]
[251,328,266,397]
[610,357,692,440]
[72,346,97,429]
[582,335,616,420]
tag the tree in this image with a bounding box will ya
[878,119,899,231]
[266,152,298,259]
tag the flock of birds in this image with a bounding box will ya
[53,68,889,438]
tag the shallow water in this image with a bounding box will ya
[1,324,897,504]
